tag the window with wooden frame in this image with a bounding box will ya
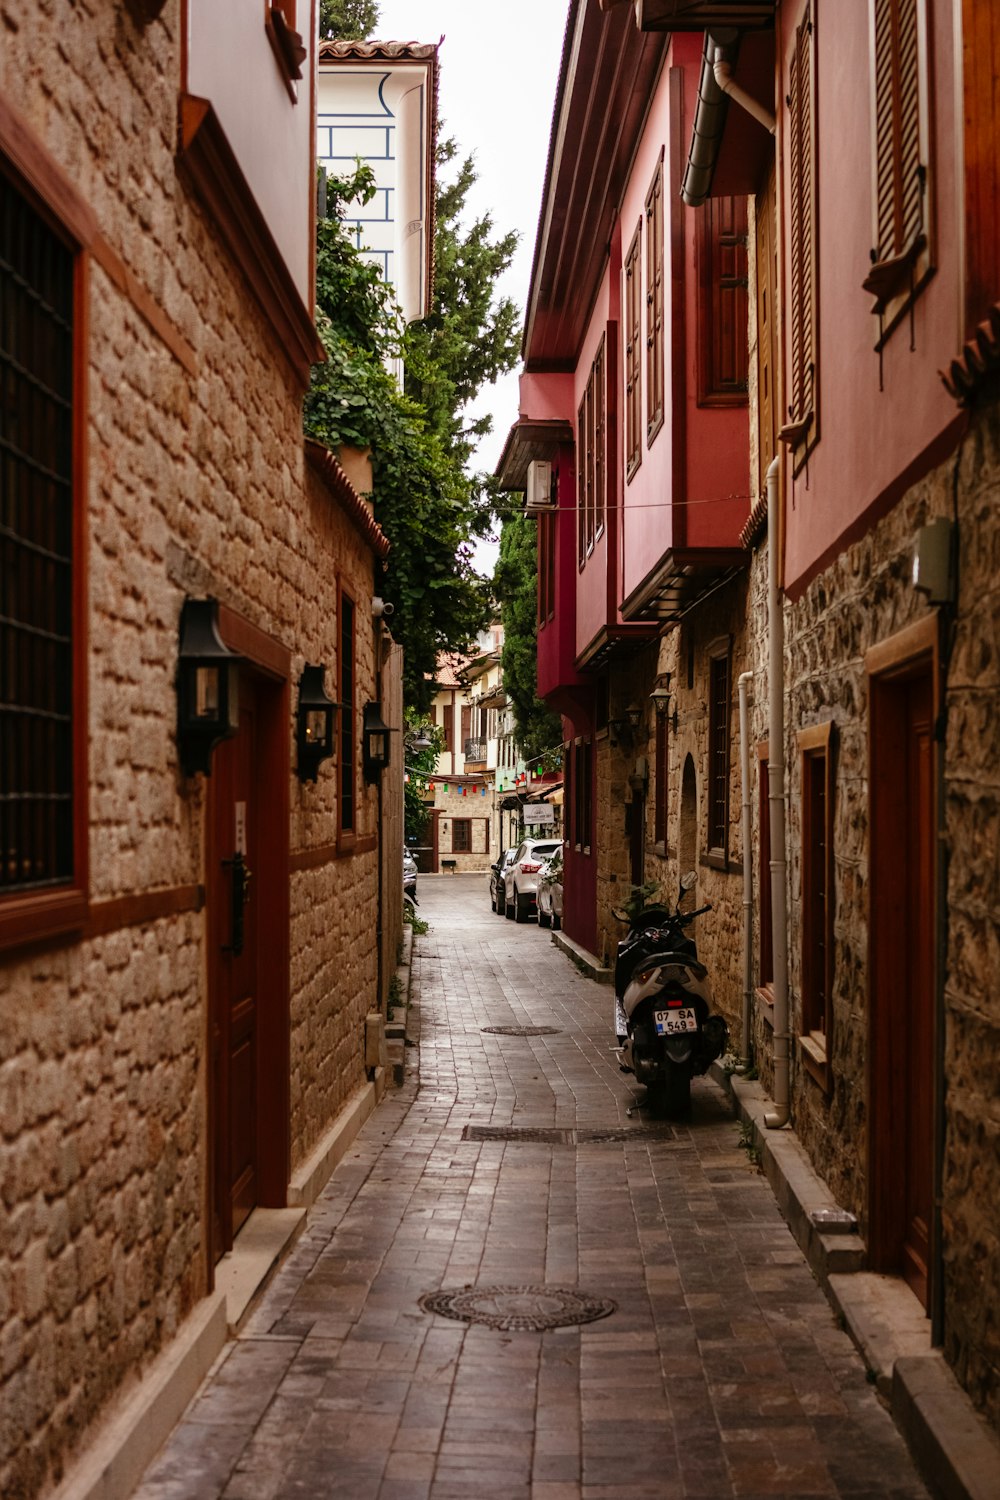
[780,2,819,473]
[645,158,665,442]
[460,704,471,748]
[0,168,88,951]
[697,195,749,406]
[624,224,642,479]
[799,721,835,1086]
[577,339,606,564]
[265,0,307,101]
[452,818,472,853]
[573,738,592,854]
[705,643,732,863]
[442,702,454,754]
[755,163,779,489]
[654,711,669,852]
[538,510,555,623]
[338,591,356,836]
[863,0,933,346]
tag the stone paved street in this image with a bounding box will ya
[132,876,929,1500]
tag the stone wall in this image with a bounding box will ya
[0,5,387,1495]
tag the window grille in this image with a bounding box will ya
[339,594,355,832]
[0,176,75,894]
[707,654,730,854]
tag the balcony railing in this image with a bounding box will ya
[463,739,487,762]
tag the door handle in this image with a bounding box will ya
[222,851,252,955]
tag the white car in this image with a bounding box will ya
[502,838,562,923]
[537,853,563,930]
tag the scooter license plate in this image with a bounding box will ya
[654,1007,697,1036]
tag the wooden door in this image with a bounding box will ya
[629,788,645,892]
[870,663,934,1309]
[209,676,262,1255]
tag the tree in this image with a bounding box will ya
[305,164,490,707]
[494,513,563,761]
[318,0,379,39]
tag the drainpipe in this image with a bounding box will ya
[712,45,776,136]
[764,456,790,1129]
[738,670,754,1068]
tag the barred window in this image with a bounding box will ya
[1,175,76,896]
[339,593,355,834]
[706,649,731,860]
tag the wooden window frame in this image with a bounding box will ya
[798,720,835,1090]
[337,588,356,844]
[0,155,90,955]
[755,163,780,491]
[704,639,732,868]
[538,510,555,624]
[572,737,593,855]
[594,338,606,541]
[452,818,472,854]
[864,0,934,347]
[780,1,820,474]
[645,155,665,443]
[442,701,454,755]
[624,223,643,481]
[697,194,749,407]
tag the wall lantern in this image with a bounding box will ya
[176,598,241,777]
[297,664,338,783]
[625,702,644,730]
[649,684,671,717]
[363,701,391,782]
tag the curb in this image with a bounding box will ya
[552,927,614,983]
[711,1064,1000,1500]
[385,922,415,1087]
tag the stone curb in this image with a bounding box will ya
[551,927,614,983]
[712,1064,1000,1500]
[50,1294,228,1500]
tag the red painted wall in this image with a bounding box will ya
[777,0,961,595]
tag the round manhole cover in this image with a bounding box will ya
[418,1285,616,1332]
[481,1025,561,1036]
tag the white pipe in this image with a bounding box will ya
[713,50,776,136]
[764,456,790,1129]
[738,670,754,1067]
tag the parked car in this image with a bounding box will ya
[403,850,418,902]
[490,848,517,915]
[537,850,563,930]
[502,838,562,923]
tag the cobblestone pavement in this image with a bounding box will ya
[133,875,928,1500]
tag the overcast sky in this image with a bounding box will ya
[375,0,569,570]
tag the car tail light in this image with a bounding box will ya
[520,861,541,873]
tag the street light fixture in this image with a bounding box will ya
[176,598,241,777]
[296,664,338,783]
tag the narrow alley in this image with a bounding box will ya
[132,876,928,1500]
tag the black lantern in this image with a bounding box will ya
[297,664,338,783]
[176,599,241,777]
[362,701,391,782]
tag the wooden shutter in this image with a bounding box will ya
[461,705,471,747]
[873,0,922,262]
[781,2,819,469]
[577,398,587,564]
[594,338,606,538]
[697,195,749,405]
[645,160,665,439]
[755,162,779,487]
[624,225,642,477]
[585,365,596,552]
[864,0,932,338]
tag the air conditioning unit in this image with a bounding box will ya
[524,459,554,514]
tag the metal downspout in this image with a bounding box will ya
[712,48,776,136]
[763,457,790,1129]
[738,670,754,1067]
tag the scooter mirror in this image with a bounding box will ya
[680,870,697,892]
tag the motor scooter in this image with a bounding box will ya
[613,873,728,1117]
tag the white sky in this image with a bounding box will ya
[374,0,569,571]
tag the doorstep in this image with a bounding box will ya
[213,1206,306,1333]
[552,927,614,984]
[713,1065,1000,1500]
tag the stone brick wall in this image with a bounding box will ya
[941,404,1000,1428]
[0,5,388,1495]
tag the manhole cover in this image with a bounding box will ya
[577,1125,678,1144]
[481,1025,561,1036]
[462,1125,573,1144]
[419,1285,616,1332]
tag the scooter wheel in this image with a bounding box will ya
[660,1062,692,1119]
